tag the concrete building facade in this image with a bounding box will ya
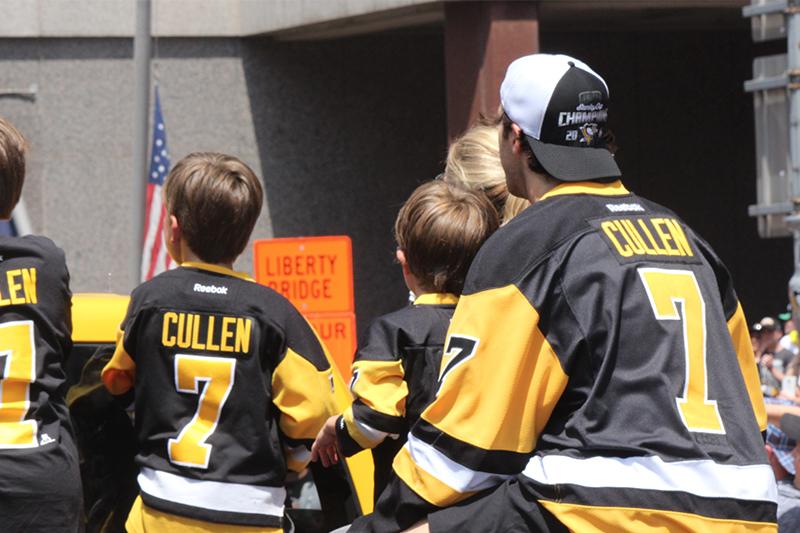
[0,0,789,327]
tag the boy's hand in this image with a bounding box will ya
[311,415,341,468]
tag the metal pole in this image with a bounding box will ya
[132,0,151,288]
[788,1,800,328]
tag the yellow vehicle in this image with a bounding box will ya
[68,293,372,533]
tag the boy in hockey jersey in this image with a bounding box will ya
[102,152,338,532]
[310,180,499,501]
[0,118,82,532]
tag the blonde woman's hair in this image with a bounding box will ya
[443,119,529,224]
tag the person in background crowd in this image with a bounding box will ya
[755,317,793,398]
[779,309,799,357]
[767,414,800,531]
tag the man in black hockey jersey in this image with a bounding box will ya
[0,117,82,532]
[102,152,338,532]
[353,53,778,532]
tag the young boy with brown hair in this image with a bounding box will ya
[311,180,499,501]
[102,152,338,532]
[0,117,82,532]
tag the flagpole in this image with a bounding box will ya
[132,0,152,288]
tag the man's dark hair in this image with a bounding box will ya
[499,112,550,177]
[498,111,620,183]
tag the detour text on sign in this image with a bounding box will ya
[307,312,357,380]
[253,236,354,314]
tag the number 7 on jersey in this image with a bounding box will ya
[638,268,725,434]
[168,354,236,469]
[0,321,38,448]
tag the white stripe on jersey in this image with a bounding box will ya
[405,432,512,494]
[287,444,311,466]
[522,454,778,503]
[352,417,390,445]
[138,467,286,517]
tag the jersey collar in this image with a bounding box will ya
[181,261,254,282]
[540,180,629,201]
[413,293,459,306]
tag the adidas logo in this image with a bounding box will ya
[39,433,55,446]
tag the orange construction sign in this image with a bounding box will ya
[254,236,357,378]
[253,236,354,314]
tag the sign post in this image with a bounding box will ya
[254,236,356,378]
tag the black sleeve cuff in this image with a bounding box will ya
[352,400,407,435]
[336,415,366,457]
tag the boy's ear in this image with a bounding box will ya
[396,248,411,277]
[164,214,183,264]
[167,214,181,243]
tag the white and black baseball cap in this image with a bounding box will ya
[500,53,621,182]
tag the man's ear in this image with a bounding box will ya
[511,123,525,155]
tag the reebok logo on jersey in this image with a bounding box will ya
[606,203,644,213]
[193,283,228,295]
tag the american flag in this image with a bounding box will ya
[140,86,173,281]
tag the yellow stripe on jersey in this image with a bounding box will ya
[272,347,337,444]
[125,496,283,533]
[180,261,255,282]
[101,328,136,395]
[540,180,628,200]
[539,501,776,533]
[393,446,477,507]
[351,359,408,419]
[413,293,459,306]
[728,303,767,432]
[423,284,568,454]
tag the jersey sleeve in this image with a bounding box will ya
[695,237,767,432]
[337,315,408,456]
[727,302,767,432]
[367,283,569,527]
[101,293,141,396]
[271,308,338,472]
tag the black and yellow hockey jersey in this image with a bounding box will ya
[336,293,457,500]
[0,235,82,532]
[102,262,338,528]
[359,181,777,532]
